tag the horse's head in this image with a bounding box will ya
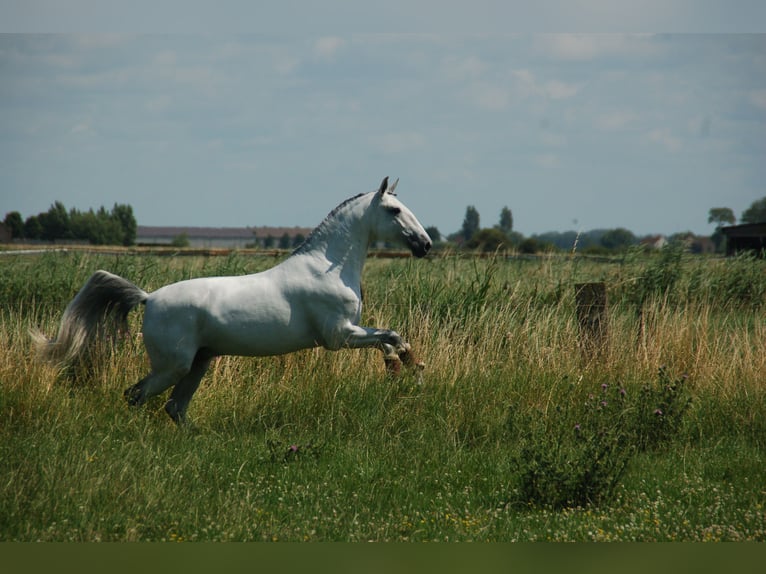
[371,177,432,258]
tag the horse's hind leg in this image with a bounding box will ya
[125,330,199,407]
[124,368,182,407]
[164,352,212,425]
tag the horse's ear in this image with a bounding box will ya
[389,178,399,194]
[378,176,389,195]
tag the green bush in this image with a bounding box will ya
[512,368,691,509]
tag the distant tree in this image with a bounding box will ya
[424,226,441,243]
[498,206,513,235]
[112,203,137,246]
[262,234,275,248]
[292,233,306,248]
[39,201,71,241]
[465,228,508,252]
[518,237,552,254]
[708,207,736,253]
[279,232,291,250]
[461,206,480,242]
[707,207,736,227]
[69,209,93,242]
[668,231,696,247]
[740,196,766,224]
[94,206,124,245]
[534,230,583,251]
[3,211,23,239]
[600,228,636,251]
[171,232,190,248]
[16,202,138,245]
[24,214,43,239]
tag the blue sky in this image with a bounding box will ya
[1,5,765,237]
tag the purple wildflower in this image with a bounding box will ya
[619,388,627,397]
[574,424,581,432]
[601,383,608,392]
[654,408,663,416]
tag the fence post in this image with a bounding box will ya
[575,282,608,358]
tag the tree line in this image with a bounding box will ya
[435,195,766,254]
[3,202,137,246]
[4,195,764,252]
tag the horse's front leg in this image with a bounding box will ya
[330,323,424,374]
[380,342,425,375]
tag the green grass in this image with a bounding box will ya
[1,249,764,541]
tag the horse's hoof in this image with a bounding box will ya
[123,385,143,407]
[398,346,424,370]
[384,356,402,375]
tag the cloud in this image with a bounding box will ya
[374,131,426,154]
[749,89,766,110]
[535,153,560,169]
[647,128,682,152]
[539,131,567,148]
[72,34,128,49]
[441,55,489,81]
[153,50,177,67]
[544,79,581,100]
[536,34,659,61]
[70,121,95,136]
[314,36,345,59]
[688,115,712,138]
[511,69,580,101]
[597,110,638,131]
[471,82,511,111]
[145,94,172,113]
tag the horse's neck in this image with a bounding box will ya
[295,200,372,287]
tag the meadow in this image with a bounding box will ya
[1,247,764,541]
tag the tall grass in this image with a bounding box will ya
[1,249,764,541]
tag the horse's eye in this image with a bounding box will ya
[389,207,401,216]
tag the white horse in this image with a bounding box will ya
[35,177,432,423]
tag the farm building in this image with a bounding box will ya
[136,226,313,249]
[639,235,667,250]
[721,222,766,256]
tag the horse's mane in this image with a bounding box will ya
[291,192,368,256]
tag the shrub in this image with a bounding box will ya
[632,366,691,452]
[171,232,190,248]
[633,242,685,306]
[512,368,691,509]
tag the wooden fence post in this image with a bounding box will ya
[575,282,608,358]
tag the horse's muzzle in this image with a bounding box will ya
[410,237,432,258]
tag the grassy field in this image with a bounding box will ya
[1,247,764,541]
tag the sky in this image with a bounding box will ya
[1,3,765,238]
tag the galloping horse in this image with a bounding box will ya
[35,177,432,423]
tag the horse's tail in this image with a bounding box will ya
[32,270,149,368]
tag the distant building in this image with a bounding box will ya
[639,235,667,250]
[136,226,313,249]
[689,235,715,255]
[721,223,766,257]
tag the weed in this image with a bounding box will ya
[512,368,692,509]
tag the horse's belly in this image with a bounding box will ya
[200,296,321,357]
[204,320,319,357]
